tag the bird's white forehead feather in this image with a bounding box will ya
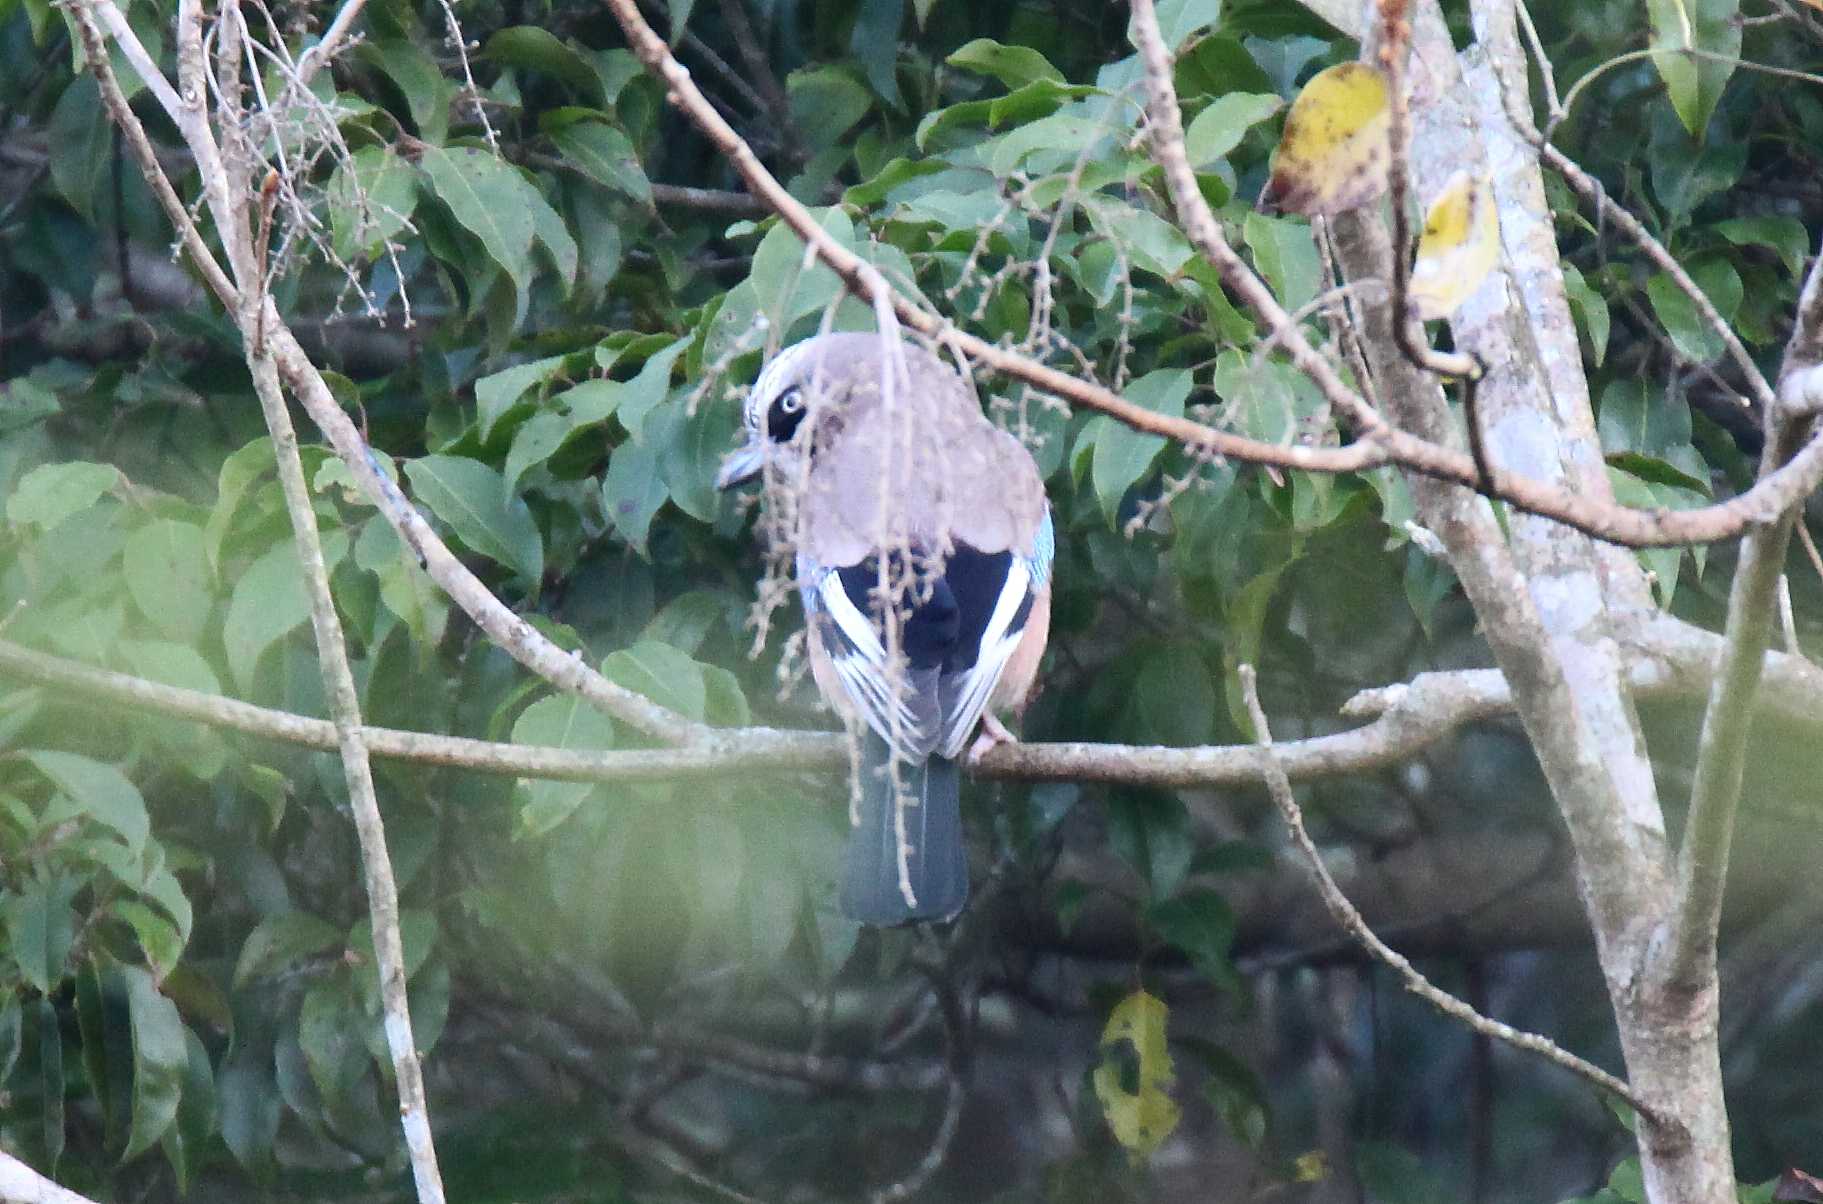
[745,338,824,430]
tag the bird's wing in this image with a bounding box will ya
[936,554,1036,759]
[803,564,943,758]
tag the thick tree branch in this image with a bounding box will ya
[0,1154,100,1204]
[10,610,1823,786]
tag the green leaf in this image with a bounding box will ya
[1213,350,1302,443]
[1646,0,1740,137]
[46,76,110,223]
[326,146,417,261]
[37,997,65,1169]
[788,65,875,149]
[1562,263,1611,367]
[474,354,565,442]
[946,39,1065,90]
[1648,106,1746,223]
[356,520,450,649]
[356,40,450,142]
[1188,1040,1269,1150]
[484,27,604,102]
[528,186,579,293]
[513,694,617,837]
[1646,259,1741,364]
[1148,888,1236,982]
[601,439,669,551]
[217,1056,280,1170]
[548,120,653,207]
[617,338,690,439]
[161,1029,215,1191]
[420,146,542,330]
[1183,92,1283,168]
[220,533,349,691]
[8,461,118,527]
[1712,215,1811,279]
[850,0,904,107]
[3,875,79,994]
[1084,197,1194,279]
[601,639,708,721]
[989,112,1119,177]
[114,899,184,978]
[26,750,148,855]
[1244,212,1322,312]
[1139,0,1223,51]
[1597,378,1691,456]
[297,983,361,1107]
[121,964,188,1160]
[1130,644,1216,747]
[233,912,344,989]
[404,455,545,583]
[123,519,212,644]
[1085,368,1193,527]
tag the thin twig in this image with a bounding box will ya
[295,0,368,87]
[1236,664,1665,1126]
[1798,519,1823,584]
[1487,49,1781,415]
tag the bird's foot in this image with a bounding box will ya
[967,713,1018,764]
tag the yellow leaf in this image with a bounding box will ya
[1292,1150,1332,1182]
[1258,62,1390,217]
[1408,169,1501,321]
[1091,990,1181,1161]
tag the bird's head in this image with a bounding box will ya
[714,333,881,490]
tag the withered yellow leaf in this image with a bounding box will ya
[1257,62,1390,216]
[1091,990,1180,1161]
[1408,170,1500,321]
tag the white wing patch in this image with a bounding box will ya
[937,559,1032,759]
[813,571,925,752]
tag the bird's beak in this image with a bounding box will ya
[715,438,765,490]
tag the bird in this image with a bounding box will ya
[716,332,1053,925]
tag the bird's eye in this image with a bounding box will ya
[778,387,803,414]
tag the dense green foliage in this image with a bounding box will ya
[1,0,1822,1199]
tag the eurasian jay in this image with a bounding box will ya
[716,332,1053,925]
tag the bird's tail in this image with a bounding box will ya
[839,731,968,925]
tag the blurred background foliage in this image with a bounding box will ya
[0,0,1821,1199]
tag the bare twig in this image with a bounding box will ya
[1236,664,1664,1125]
[1487,49,1780,415]
[295,0,369,87]
[1798,519,1823,584]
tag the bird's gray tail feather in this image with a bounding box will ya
[839,731,967,925]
